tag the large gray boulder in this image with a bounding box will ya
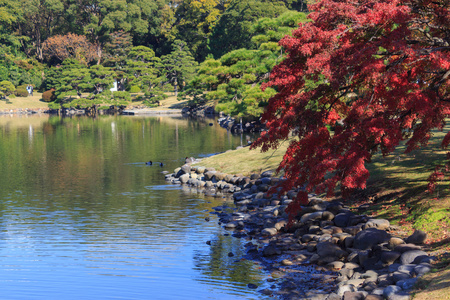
[179,173,190,183]
[353,228,391,250]
[405,230,427,245]
[316,241,346,259]
[335,212,354,227]
[364,219,390,230]
[400,250,428,265]
[204,171,217,180]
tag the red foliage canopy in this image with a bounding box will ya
[252,0,450,214]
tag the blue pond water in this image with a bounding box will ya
[0,115,269,299]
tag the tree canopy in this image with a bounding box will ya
[182,11,307,117]
[208,0,288,58]
[252,0,450,219]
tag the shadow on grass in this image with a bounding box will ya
[333,124,450,240]
[413,257,450,300]
[169,103,186,109]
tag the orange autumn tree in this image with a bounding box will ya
[42,33,98,65]
[252,0,450,220]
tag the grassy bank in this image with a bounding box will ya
[0,93,185,112]
[194,131,450,300]
[0,93,48,111]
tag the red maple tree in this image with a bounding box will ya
[252,0,449,217]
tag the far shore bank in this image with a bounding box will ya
[0,93,190,115]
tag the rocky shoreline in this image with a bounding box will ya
[165,163,434,300]
[0,108,50,115]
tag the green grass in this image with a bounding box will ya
[193,143,289,176]
[0,93,49,110]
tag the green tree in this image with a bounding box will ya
[18,0,65,60]
[281,0,307,11]
[0,80,15,97]
[126,45,166,105]
[137,0,174,56]
[208,0,287,58]
[0,0,24,50]
[208,48,278,117]
[45,59,114,112]
[103,30,133,90]
[126,46,161,88]
[49,59,91,101]
[65,0,158,64]
[174,0,226,61]
[0,45,45,88]
[185,11,307,118]
[161,40,197,96]
[88,64,114,95]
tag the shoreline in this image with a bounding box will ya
[164,163,434,300]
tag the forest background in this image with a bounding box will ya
[0,0,308,115]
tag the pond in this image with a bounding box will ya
[0,114,270,299]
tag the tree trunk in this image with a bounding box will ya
[174,77,178,96]
[34,13,43,61]
[96,42,102,65]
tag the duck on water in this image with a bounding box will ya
[146,161,163,167]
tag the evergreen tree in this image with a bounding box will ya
[103,30,133,90]
[126,45,166,105]
[174,0,226,61]
[161,40,197,96]
[19,0,65,60]
[208,0,288,58]
[65,0,158,64]
[0,0,23,50]
[185,11,307,118]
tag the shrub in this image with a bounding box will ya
[42,89,56,102]
[14,87,29,97]
[129,85,141,93]
[48,102,61,110]
[0,80,15,96]
[112,91,131,102]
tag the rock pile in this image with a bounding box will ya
[181,104,216,117]
[165,164,434,300]
[217,115,265,133]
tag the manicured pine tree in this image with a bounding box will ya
[161,40,198,96]
[184,11,307,118]
[126,45,166,105]
[103,30,133,91]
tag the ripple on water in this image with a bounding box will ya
[0,191,271,300]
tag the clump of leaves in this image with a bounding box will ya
[252,0,450,220]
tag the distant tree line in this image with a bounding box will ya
[0,0,308,114]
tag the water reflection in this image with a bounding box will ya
[0,115,267,299]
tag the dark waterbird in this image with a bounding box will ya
[146,161,153,165]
